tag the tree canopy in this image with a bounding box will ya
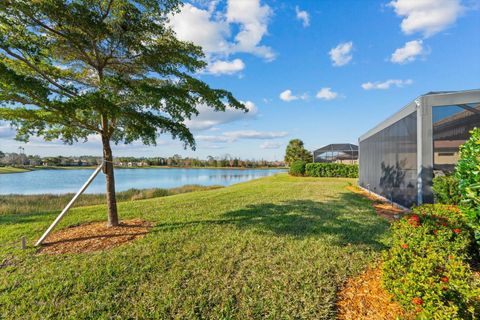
[0,0,245,226]
[284,139,312,165]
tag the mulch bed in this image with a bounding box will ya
[337,265,414,320]
[336,185,411,319]
[38,219,152,254]
[346,185,406,221]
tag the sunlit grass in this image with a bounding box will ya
[0,174,390,319]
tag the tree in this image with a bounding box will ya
[0,1,245,226]
[284,139,312,165]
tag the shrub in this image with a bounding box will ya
[432,175,461,205]
[456,127,480,238]
[382,204,480,319]
[289,160,306,176]
[304,163,358,178]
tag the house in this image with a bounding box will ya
[358,89,480,208]
[313,143,358,164]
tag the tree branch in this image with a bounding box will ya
[2,47,77,98]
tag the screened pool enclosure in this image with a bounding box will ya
[313,143,358,164]
[358,90,480,208]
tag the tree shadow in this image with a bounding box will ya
[152,192,390,251]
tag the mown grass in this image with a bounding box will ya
[0,167,31,174]
[0,174,390,319]
[0,185,223,216]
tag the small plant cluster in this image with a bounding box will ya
[432,175,461,205]
[382,204,480,319]
[456,128,480,239]
[304,163,358,178]
[289,160,306,176]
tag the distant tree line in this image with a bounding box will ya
[0,151,285,168]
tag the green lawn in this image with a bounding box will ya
[0,174,390,319]
[0,167,31,174]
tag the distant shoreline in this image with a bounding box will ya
[0,165,286,174]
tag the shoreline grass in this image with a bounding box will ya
[0,174,390,319]
[0,167,31,174]
[0,185,223,216]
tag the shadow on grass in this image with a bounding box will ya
[152,192,390,251]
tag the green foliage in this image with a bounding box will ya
[284,139,312,165]
[305,163,358,178]
[382,204,480,319]
[456,128,480,236]
[289,160,306,176]
[432,175,461,205]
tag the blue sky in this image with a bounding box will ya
[1,0,479,160]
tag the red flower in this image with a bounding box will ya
[433,229,438,235]
[452,228,461,234]
[448,255,455,260]
[401,243,409,249]
[440,276,449,283]
[412,297,423,305]
[407,214,421,227]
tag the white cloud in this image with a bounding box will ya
[390,40,426,64]
[361,79,413,90]
[168,3,230,53]
[207,58,245,75]
[197,130,288,143]
[389,0,464,37]
[279,89,307,102]
[184,101,257,130]
[226,0,275,60]
[202,144,227,150]
[169,1,275,62]
[260,141,282,149]
[295,6,310,27]
[316,88,339,100]
[0,123,15,139]
[329,42,353,67]
[223,130,288,140]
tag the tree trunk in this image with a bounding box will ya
[102,134,119,227]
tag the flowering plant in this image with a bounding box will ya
[382,204,479,319]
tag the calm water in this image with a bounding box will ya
[0,168,285,195]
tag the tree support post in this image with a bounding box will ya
[34,162,104,246]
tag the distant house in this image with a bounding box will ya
[313,143,358,164]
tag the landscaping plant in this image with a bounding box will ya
[432,175,461,205]
[456,128,480,240]
[382,204,480,319]
[288,160,306,176]
[305,163,358,178]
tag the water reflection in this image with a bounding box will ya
[0,168,285,195]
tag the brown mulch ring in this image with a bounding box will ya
[38,219,152,254]
[346,185,406,221]
[337,265,414,320]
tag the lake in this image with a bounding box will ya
[0,168,285,195]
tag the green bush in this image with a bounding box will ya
[304,163,358,178]
[456,127,480,238]
[382,204,480,319]
[289,160,306,176]
[432,175,461,205]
